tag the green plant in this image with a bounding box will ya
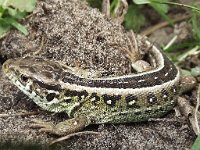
[133,0,173,25]
[192,7,200,41]
[86,0,102,9]
[87,0,172,31]
[133,0,200,31]
[0,0,36,38]
[163,3,200,64]
[124,4,146,31]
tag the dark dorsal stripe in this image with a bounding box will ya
[34,80,61,91]
[64,90,89,101]
[61,53,178,89]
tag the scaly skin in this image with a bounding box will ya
[2,41,180,136]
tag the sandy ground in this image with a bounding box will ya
[0,0,196,149]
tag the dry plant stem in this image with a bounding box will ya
[140,14,192,36]
[177,46,200,63]
[0,111,39,118]
[164,35,178,50]
[194,84,200,134]
[148,117,183,123]
[113,0,128,24]
[177,96,200,135]
[33,36,45,55]
[177,97,193,118]
[102,0,110,17]
[124,30,140,62]
[120,38,134,61]
[49,131,100,145]
[130,30,138,54]
[174,106,182,117]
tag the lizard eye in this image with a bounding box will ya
[20,74,29,82]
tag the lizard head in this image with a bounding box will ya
[2,56,66,112]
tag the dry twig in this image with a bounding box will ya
[0,111,39,118]
[140,14,191,36]
[49,131,100,145]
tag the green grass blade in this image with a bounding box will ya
[0,19,10,38]
[3,17,28,35]
[191,134,200,150]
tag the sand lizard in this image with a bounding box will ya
[2,40,181,136]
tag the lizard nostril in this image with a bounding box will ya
[2,63,8,70]
[2,59,15,73]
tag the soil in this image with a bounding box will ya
[0,0,198,149]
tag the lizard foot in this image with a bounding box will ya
[30,115,90,136]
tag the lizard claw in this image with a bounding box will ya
[30,119,55,134]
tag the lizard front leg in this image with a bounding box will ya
[31,115,91,136]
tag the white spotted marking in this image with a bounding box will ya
[192,81,196,84]
[64,96,71,100]
[149,98,154,103]
[138,79,145,83]
[25,81,32,91]
[128,100,136,106]
[157,105,162,109]
[163,94,167,98]
[106,100,112,105]
[170,100,175,104]
[30,91,37,98]
[146,107,152,111]
[165,72,169,76]
[90,97,96,102]
[73,121,78,126]
[36,88,41,92]
[154,76,158,80]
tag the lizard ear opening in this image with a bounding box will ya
[46,93,56,102]
[20,74,29,82]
